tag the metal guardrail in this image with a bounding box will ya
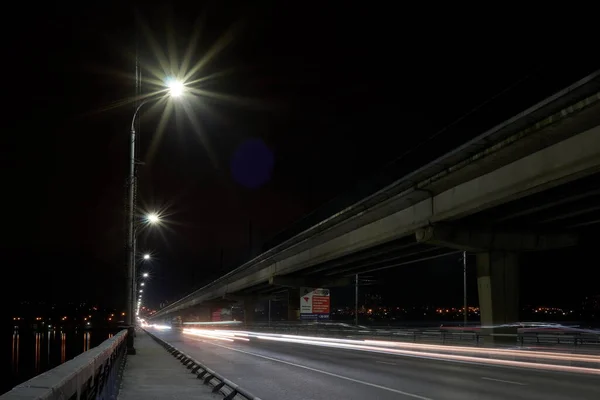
[144,329,262,400]
[0,330,128,400]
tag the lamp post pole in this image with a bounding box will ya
[126,99,150,354]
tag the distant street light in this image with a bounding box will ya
[142,272,149,278]
[141,282,145,286]
[139,290,143,293]
[143,254,151,260]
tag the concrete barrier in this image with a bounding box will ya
[0,330,128,400]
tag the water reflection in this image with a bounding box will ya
[60,332,66,364]
[12,332,19,373]
[34,333,41,373]
[83,332,91,351]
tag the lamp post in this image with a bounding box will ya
[125,79,185,354]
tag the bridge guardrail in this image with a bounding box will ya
[0,329,128,400]
[144,329,262,400]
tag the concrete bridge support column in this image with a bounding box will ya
[243,301,255,325]
[476,251,519,345]
[416,224,578,345]
[287,288,300,321]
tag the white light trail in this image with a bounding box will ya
[179,328,600,375]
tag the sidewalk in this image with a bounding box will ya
[118,329,221,400]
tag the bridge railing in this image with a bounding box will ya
[0,329,128,400]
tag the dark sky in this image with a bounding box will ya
[2,3,598,309]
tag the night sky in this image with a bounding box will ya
[3,3,598,310]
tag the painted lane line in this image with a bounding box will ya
[205,340,434,400]
[481,377,527,386]
[376,361,398,365]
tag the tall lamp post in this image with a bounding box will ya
[126,79,185,354]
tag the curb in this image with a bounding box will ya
[144,329,262,400]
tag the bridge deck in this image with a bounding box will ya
[118,329,219,400]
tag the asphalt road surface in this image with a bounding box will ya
[150,329,600,400]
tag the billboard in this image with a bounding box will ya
[211,307,232,322]
[300,287,330,320]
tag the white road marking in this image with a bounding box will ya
[376,361,398,365]
[481,377,527,385]
[207,341,434,400]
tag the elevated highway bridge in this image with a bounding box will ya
[149,70,600,335]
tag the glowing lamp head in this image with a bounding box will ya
[146,213,160,224]
[166,78,185,97]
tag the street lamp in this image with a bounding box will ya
[126,78,184,336]
[142,272,149,278]
[141,282,145,286]
[143,254,151,260]
[166,77,185,97]
[146,213,160,224]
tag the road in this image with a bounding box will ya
[150,328,600,400]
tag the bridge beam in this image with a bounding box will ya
[415,224,578,252]
[222,293,278,302]
[269,276,351,288]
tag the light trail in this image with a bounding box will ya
[180,328,600,375]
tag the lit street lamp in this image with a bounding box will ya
[141,282,145,286]
[142,272,149,278]
[146,213,160,224]
[166,78,185,97]
[126,78,185,341]
[143,254,151,260]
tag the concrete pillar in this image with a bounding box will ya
[287,288,300,321]
[476,252,519,345]
[243,301,255,325]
